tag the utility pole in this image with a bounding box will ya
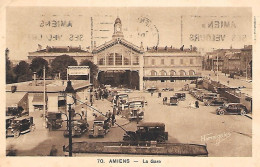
[43,66,46,127]
[217,54,219,82]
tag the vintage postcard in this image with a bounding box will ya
[1,0,260,167]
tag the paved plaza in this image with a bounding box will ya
[6,89,252,157]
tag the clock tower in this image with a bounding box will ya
[112,17,124,39]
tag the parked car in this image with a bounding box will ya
[89,116,111,138]
[127,101,145,120]
[6,116,15,135]
[6,106,29,117]
[123,122,168,142]
[46,112,63,130]
[204,97,227,106]
[216,103,248,115]
[6,116,35,138]
[169,96,179,105]
[200,93,218,102]
[175,93,186,100]
[64,119,89,137]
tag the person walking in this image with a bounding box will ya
[112,113,115,126]
[81,107,87,120]
[195,101,199,108]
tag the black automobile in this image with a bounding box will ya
[204,97,227,106]
[175,93,186,100]
[46,112,63,130]
[123,122,168,142]
[6,116,35,138]
[216,103,248,115]
[6,106,29,117]
[64,119,89,137]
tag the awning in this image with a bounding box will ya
[6,92,27,107]
[32,93,46,105]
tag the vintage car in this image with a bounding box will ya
[6,116,15,134]
[89,116,111,138]
[200,93,218,102]
[115,94,129,108]
[175,93,186,100]
[64,119,89,137]
[204,97,227,106]
[216,103,248,115]
[6,105,29,117]
[123,122,168,142]
[127,101,145,120]
[46,112,63,130]
[6,116,35,138]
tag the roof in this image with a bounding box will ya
[35,46,88,53]
[14,116,32,121]
[6,92,27,107]
[137,122,165,127]
[115,17,121,24]
[146,46,198,53]
[94,115,106,121]
[93,38,143,54]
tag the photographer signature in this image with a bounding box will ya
[201,132,231,146]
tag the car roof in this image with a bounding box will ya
[14,116,32,121]
[137,122,165,127]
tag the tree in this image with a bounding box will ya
[6,48,15,84]
[50,55,78,80]
[14,61,33,82]
[79,59,99,87]
[30,57,49,78]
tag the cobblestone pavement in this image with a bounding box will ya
[6,90,252,157]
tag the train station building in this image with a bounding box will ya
[28,17,202,90]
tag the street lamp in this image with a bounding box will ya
[65,80,76,157]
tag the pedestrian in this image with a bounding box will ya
[49,145,58,156]
[81,107,87,120]
[195,101,199,108]
[112,114,115,126]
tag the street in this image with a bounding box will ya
[6,89,252,157]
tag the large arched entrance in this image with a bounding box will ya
[98,70,139,89]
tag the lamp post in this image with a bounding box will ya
[65,80,76,157]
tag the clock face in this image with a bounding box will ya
[116,25,121,32]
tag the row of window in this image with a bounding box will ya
[149,70,196,76]
[98,53,139,66]
[149,58,194,65]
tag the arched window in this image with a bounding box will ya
[179,70,186,76]
[189,70,195,76]
[151,70,157,76]
[169,70,176,76]
[160,70,167,76]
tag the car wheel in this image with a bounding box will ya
[218,110,225,115]
[240,109,246,116]
[30,124,36,132]
[157,135,165,143]
[14,130,20,138]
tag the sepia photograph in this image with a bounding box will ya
[1,1,259,166]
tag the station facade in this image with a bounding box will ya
[28,17,202,90]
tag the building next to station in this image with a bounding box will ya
[28,17,202,90]
[6,79,92,114]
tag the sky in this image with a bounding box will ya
[6,7,252,60]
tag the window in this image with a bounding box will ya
[132,56,139,65]
[151,59,155,65]
[170,70,176,76]
[161,80,165,82]
[124,57,130,65]
[189,70,195,76]
[115,53,122,65]
[160,70,167,76]
[180,59,183,65]
[98,58,105,65]
[161,59,164,65]
[190,59,194,64]
[180,70,186,76]
[107,53,114,65]
[170,80,175,82]
[171,59,174,65]
[151,70,157,76]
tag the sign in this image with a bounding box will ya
[67,66,90,75]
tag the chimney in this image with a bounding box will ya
[190,45,193,51]
[46,46,50,52]
[37,44,42,51]
[140,42,144,51]
[78,45,81,50]
[32,72,37,86]
[67,46,70,52]
[180,45,184,51]
[165,46,168,51]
